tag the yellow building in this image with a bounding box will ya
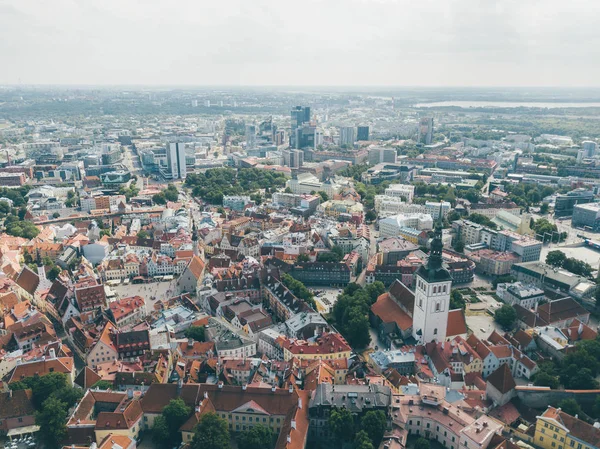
[535,406,600,449]
[282,332,352,362]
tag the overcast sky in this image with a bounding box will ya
[1,0,599,86]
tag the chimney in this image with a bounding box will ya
[9,389,12,398]
[204,391,208,399]
[218,382,223,389]
[127,389,133,399]
[48,348,56,359]
[291,419,297,429]
[242,384,247,391]
[288,384,293,394]
[286,434,291,443]
[177,378,183,394]
[272,385,276,393]
[298,398,302,409]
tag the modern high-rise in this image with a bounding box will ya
[290,106,311,148]
[164,142,187,180]
[282,149,304,168]
[245,125,257,150]
[582,141,597,157]
[339,126,356,146]
[418,117,434,145]
[357,126,370,141]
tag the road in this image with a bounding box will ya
[355,223,378,286]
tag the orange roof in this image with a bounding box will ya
[371,292,413,331]
[187,256,206,280]
[446,309,467,337]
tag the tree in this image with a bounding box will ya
[450,290,466,310]
[284,187,293,194]
[415,438,431,449]
[161,399,192,445]
[297,253,310,263]
[557,399,582,417]
[344,306,371,348]
[329,407,355,443]
[492,275,516,289]
[46,265,62,282]
[533,372,559,389]
[546,250,566,267]
[52,212,60,219]
[494,304,517,329]
[36,396,68,449]
[31,372,70,408]
[137,229,149,239]
[453,240,465,253]
[91,380,114,390]
[185,326,205,342]
[317,191,329,202]
[540,203,549,214]
[365,281,385,305]
[164,184,180,202]
[237,424,274,449]
[190,412,230,449]
[360,410,387,447]
[365,209,377,222]
[153,192,167,205]
[354,430,374,449]
[152,415,171,448]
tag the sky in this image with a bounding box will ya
[1,0,600,86]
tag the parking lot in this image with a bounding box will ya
[465,292,504,339]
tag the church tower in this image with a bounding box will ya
[412,215,452,344]
[192,219,199,257]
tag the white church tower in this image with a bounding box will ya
[412,216,452,344]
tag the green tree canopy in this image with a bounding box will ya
[191,412,230,449]
[494,304,517,329]
[36,396,69,449]
[329,407,355,443]
[556,398,582,417]
[354,430,375,449]
[415,437,431,449]
[360,410,387,447]
[237,424,274,449]
[546,250,566,267]
[185,326,206,342]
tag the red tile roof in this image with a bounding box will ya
[446,309,467,337]
[487,363,515,395]
[371,293,413,331]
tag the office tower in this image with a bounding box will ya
[290,106,311,148]
[357,126,370,141]
[418,117,434,145]
[582,141,597,157]
[339,126,356,146]
[282,149,303,168]
[368,147,397,164]
[245,125,257,150]
[295,125,317,150]
[166,142,187,180]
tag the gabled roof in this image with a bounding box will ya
[74,366,102,389]
[186,256,206,280]
[15,266,40,295]
[0,389,35,419]
[232,399,270,415]
[541,406,600,447]
[371,292,413,331]
[446,309,467,337]
[487,363,516,395]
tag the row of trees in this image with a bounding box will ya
[329,408,387,449]
[154,406,273,449]
[281,273,317,310]
[152,183,180,204]
[546,250,593,277]
[331,282,385,349]
[532,218,567,243]
[467,213,497,229]
[185,168,287,205]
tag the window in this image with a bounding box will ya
[427,423,430,428]
[552,443,556,448]
[540,438,544,442]
[18,418,23,423]
[436,303,440,312]
[434,328,438,335]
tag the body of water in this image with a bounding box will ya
[414,101,600,108]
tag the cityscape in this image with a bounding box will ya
[2,2,600,449]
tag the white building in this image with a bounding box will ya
[379,213,433,238]
[164,142,187,180]
[412,226,452,344]
[385,184,415,203]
